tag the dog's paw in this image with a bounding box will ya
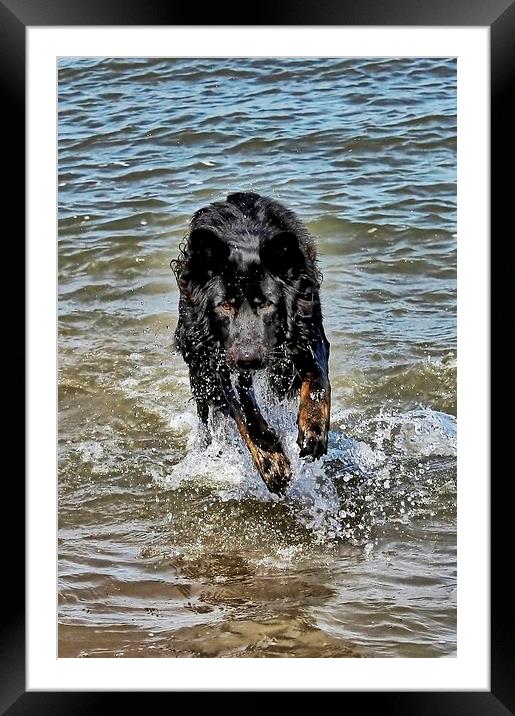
[297,424,328,460]
[297,399,330,461]
[253,446,292,496]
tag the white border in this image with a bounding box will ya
[28,27,489,690]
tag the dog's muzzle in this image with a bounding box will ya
[228,344,265,370]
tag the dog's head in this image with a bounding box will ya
[173,192,321,370]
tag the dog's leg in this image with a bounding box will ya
[296,333,331,460]
[194,396,209,425]
[187,366,212,444]
[187,363,291,494]
[227,373,292,495]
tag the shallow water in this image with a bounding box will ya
[58,57,457,658]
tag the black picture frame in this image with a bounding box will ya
[5,0,510,710]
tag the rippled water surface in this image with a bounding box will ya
[58,57,457,658]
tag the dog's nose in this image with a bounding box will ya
[230,345,264,370]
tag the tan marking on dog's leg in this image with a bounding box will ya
[234,412,292,495]
[297,377,331,460]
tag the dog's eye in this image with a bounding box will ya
[219,301,233,313]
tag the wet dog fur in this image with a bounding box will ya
[172,192,330,494]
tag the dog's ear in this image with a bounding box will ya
[188,228,229,281]
[260,231,306,280]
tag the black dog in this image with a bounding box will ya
[172,192,330,495]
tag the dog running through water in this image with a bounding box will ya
[171,192,330,495]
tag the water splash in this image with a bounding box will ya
[156,389,456,546]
